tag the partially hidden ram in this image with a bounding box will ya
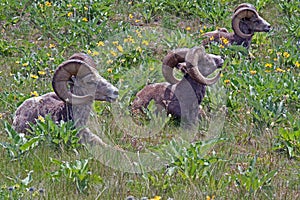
[131,46,224,127]
[202,3,271,48]
[13,53,119,145]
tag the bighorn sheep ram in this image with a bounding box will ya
[131,46,224,127]
[13,53,119,145]
[202,3,271,48]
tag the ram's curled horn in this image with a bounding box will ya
[232,6,258,39]
[185,46,220,86]
[233,3,256,13]
[162,48,189,84]
[69,53,97,69]
[52,59,94,105]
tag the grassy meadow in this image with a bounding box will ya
[0,0,299,199]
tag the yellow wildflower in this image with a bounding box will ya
[265,70,271,73]
[136,46,142,52]
[84,6,88,10]
[150,196,161,200]
[112,41,119,45]
[92,51,99,56]
[110,50,117,57]
[30,74,39,79]
[15,60,20,64]
[221,37,229,45]
[67,4,72,8]
[206,195,215,200]
[129,14,133,19]
[30,91,39,97]
[124,36,135,43]
[45,1,52,7]
[82,17,88,22]
[265,63,273,68]
[0,113,3,119]
[273,58,278,61]
[107,68,113,73]
[97,41,105,47]
[275,67,285,73]
[283,52,290,58]
[142,40,149,46]
[135,30,142,38]
[106,59,113,64]
[219,44,224,49]
[38,70,46,75]
[295,61,300,68]
[38,115,45,123]
[209,36,214,41]
[200,29,204,34]
[250,70,257,75]
[267,49,273,54]
[116,45,123,52]
[22,62,29,67]
[67,12,72,17]
[186,26,191,31]
[224,79,230,84]
[135,19,141,23]
[49,43,56,48]
[13,184,20,190]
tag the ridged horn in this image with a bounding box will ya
[233,3,256,13]
[52,59,94,105]
[232,7,258,39]
[185,46,220,86]
[69,53,97,69]
[162,48,189,84]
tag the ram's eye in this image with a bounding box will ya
[252,19,260,24]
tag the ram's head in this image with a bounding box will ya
[232,3,271,39]
[162,46,224,85]
[52,53,119,105]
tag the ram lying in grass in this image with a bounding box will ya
[131,46,223,128]
[13,53,119,145]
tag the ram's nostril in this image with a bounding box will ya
[113,90,119,96]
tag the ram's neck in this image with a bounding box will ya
[69,103,92,128]
[69,85,93,128]
[233,34,252,48]
[180,75,206,104]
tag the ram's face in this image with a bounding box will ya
[197,53,224,77]
[73,71,119,103]
[249,15,271,33]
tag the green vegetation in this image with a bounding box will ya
[0,0,299,199]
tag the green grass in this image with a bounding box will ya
[0,0,299,199]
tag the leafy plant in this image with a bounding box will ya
[274,114,300,159]
[0,170,45,199]
[27,115,82,150]
[1,121,31,159]
[233,155,277,196]
[166,138,226,180]
[49,158,102,194]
